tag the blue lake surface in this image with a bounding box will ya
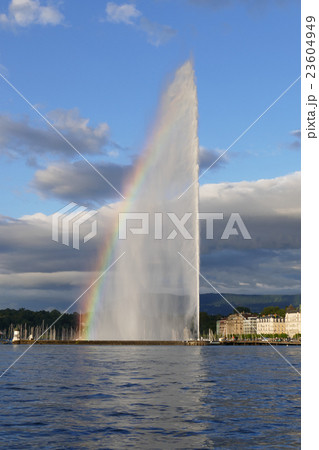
[0,345,300,449]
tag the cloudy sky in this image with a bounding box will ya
[0,0,300,311]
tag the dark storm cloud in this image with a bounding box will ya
[0,203,121,275]
[199,146,227,171]
[199,214,301,252]
[31,146,226,206]
[3,172,300,275]
[0,214,97,274]
[288,130,301,150]
[32,160,133,205]
[199,172,300,251]
[200,248,300,295]
[0,206,117,310]
[0,172,300,309]
[0,108,110,158]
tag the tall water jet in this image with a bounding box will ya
[86,61,199,340]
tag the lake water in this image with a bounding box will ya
[0,345,300,449]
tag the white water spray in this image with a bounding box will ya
[89,61,199,340]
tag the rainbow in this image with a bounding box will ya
[83,155,155,338]
[83,61,194,338]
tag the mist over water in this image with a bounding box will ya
[89,61,199,340]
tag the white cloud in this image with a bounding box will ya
[200,172,301,218]
[106,2,141,24]
[139,17,176,47]
[290,130,301,139]
[0,63,9,76]
[108,149,119,158]
[0,0,64,27]
[105,2,176,46]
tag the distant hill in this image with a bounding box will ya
[200,293,301,316]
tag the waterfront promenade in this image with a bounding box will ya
[6,339,301,346]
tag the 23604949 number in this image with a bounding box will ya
[306,16,316,79]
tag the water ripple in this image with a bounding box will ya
[0,345,300,449]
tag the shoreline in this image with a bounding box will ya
[4,339,301,346]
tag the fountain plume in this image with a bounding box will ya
[86,61,199,340]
